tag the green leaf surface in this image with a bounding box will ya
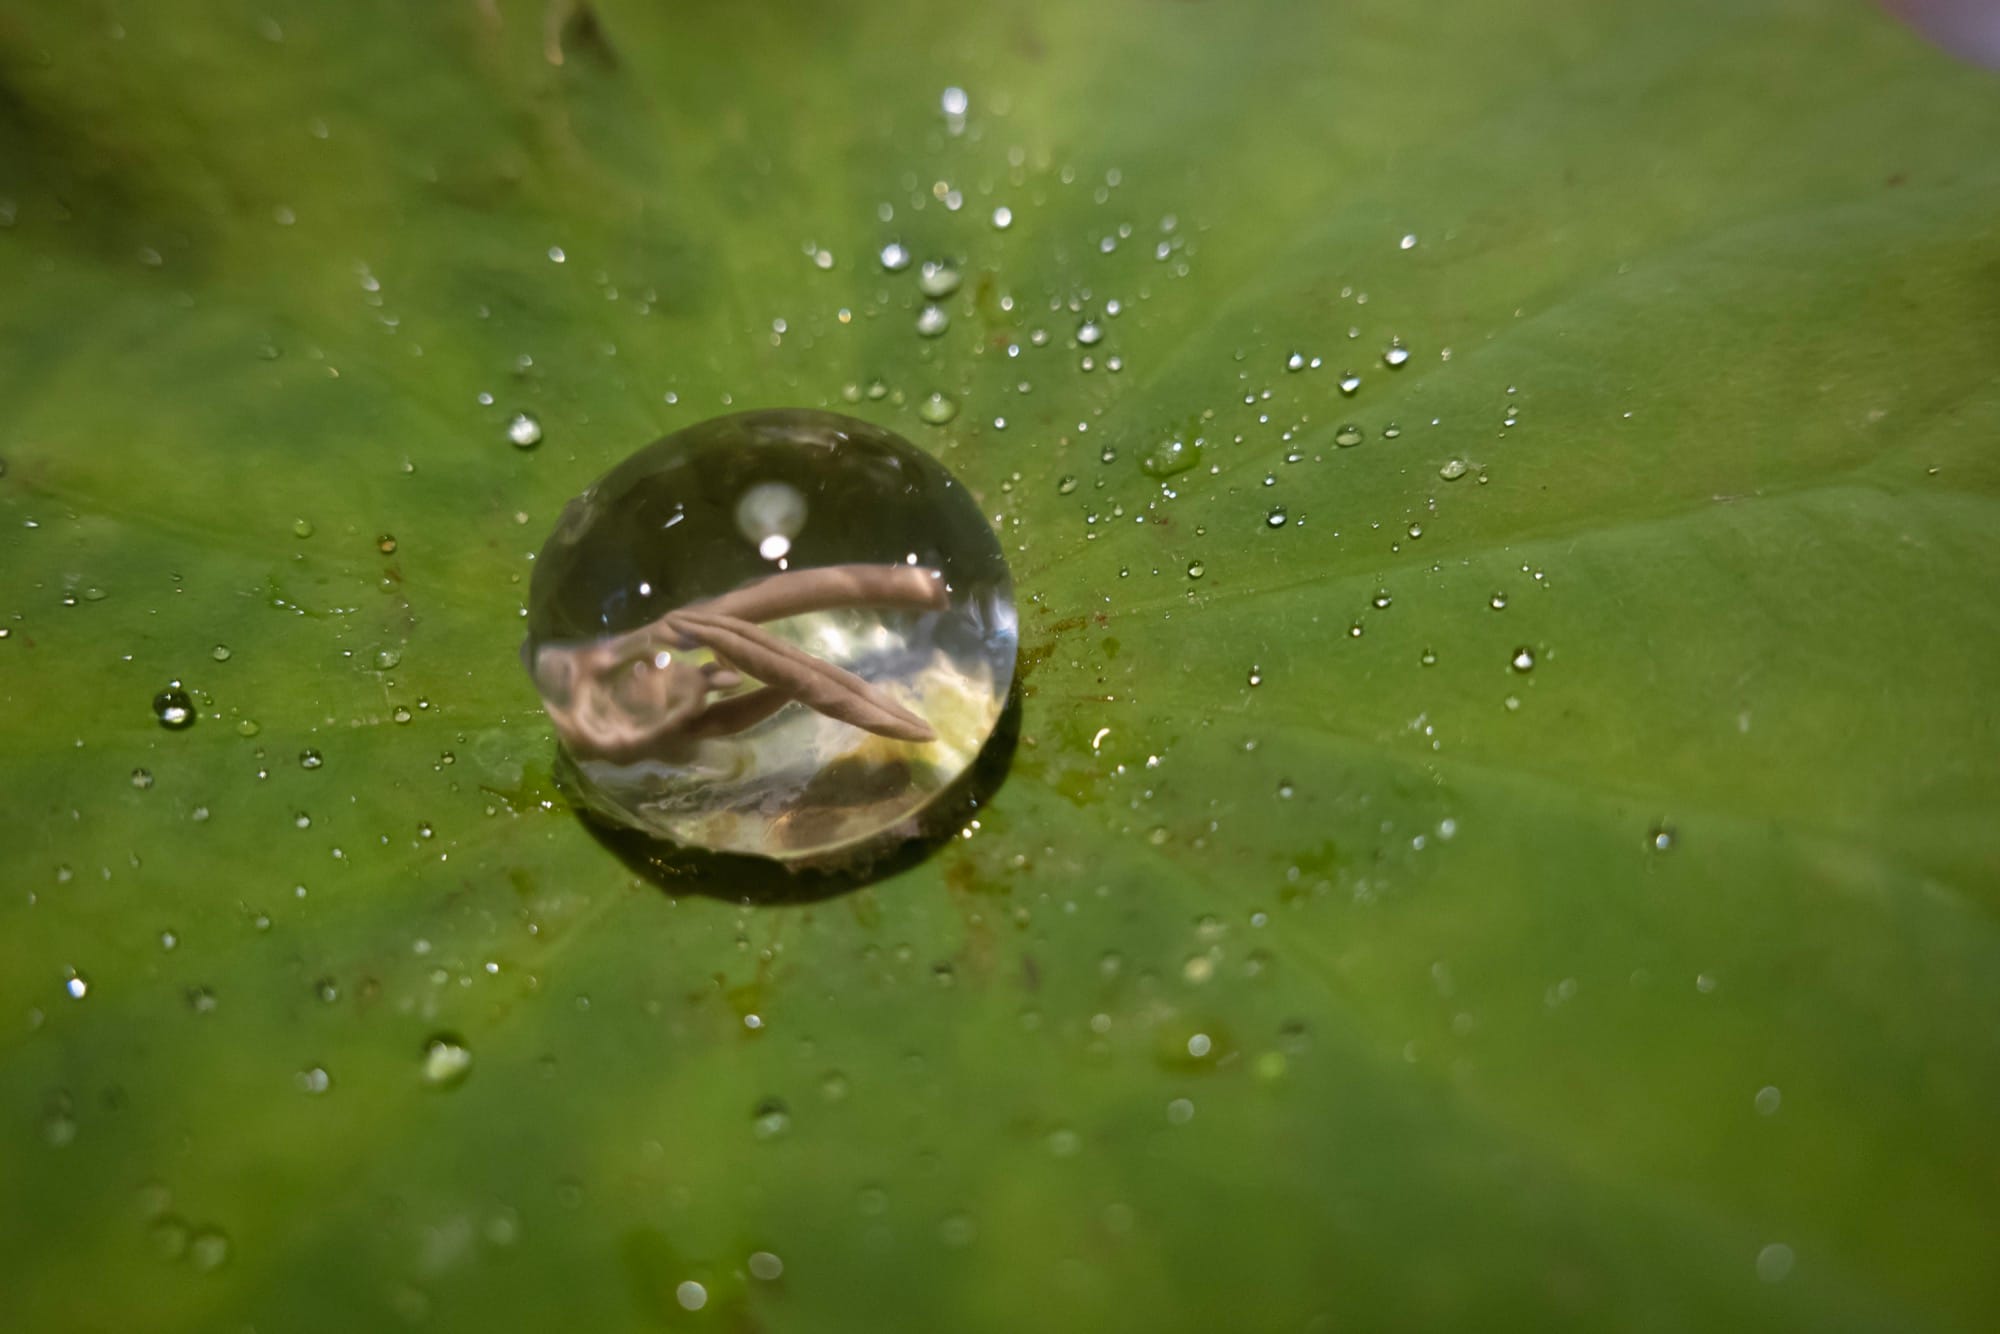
[4,1,1998,1329]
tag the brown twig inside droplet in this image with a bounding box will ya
[531,562,948,760]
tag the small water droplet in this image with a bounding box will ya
[1647,823,1677,853]
[211,644,232,662]
[917,391,959,425]
[1489,591,1509,610]
[292,518,314,539]
[1057,475,1079,495]
[420,1034,473,1089]
[1756,1243,1795,1283]
[1399,233,1418,250]
[1284,351,1306,372]
[1510,646,1535,673]
[676,1280,708,1311]
[1382,422,1403,439]
[915,304,950,337]
[1141,436,1201,477]
[373,647,402,670]
[1265,507,1287,528]
[130,767,154,790]
[1334,424,1363,448]
[377,533,398,554]
[298,749,323,770]
[752,1097,792,1140]
[1186,560,1205,580]
[1420,647,1438,666]
[1755,1085,1782,1116]
[1439,458,1468,481]
[819,1070,850,1102]
[187,986,217,1014]
[1076,320,1103,346]
[153,687,195,729]
[296,1065,331,1095]
[991,205,1013,230]
[392,705,413,724]
[507,413,543,449]
[918,261,961,298]
[188,1227,231,1271]
[1338,372,1361,396]
[1246,665,1263,687]
[149,1215,192,1261]
[879,242,911,272]
[62,968,88,1000]
[1383,338,1410,369]
[749,1250,784,1280]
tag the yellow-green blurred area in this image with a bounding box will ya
[2,1,1997,1330]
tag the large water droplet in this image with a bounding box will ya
[522,410,1016,865]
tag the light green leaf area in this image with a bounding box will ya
[3,1,1997,1330]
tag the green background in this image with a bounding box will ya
[3,1,1997,1329]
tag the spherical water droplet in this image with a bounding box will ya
[63,969,88,1000]
[1647,823,1677,853]
[291,518,314,539]
[1246,665,1263,687]
[1510,646,1535,673]
[1439,458,1468,481]
[918,261,961,298]
[918,391,960,425]
[940,85,969,117]
[1334,424,1363,448]
[676,1281,708,1311]
[421,1034,473,1089]
[523,411,1014,865]
[879,241,911,271]
[751,1097,792,1140]
[1076,320,1103,346]
[1186,560,1205,580]
[991,206,1013,230]
[1284,352,1306,372]
[1265,507,1287,528]
[1383,338,1411,368]
[211,644,232,661]
[507,412,543,448]
[1399,233,1418,250]
[153,687,195,729]
[915,304,950,337]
